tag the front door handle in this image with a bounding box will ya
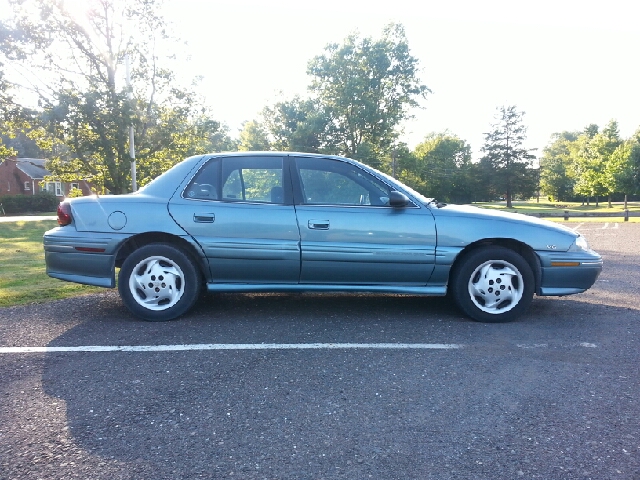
[308,219,329,230]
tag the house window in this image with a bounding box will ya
[46,182,63,196]
[24,181,31,191]
[70,182,79,191]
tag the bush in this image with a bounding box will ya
[0,193,60,214]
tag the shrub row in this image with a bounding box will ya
[0,193,60,214]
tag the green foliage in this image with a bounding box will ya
[6,2,639,208]
[42,88,132,193]
[351,141,384,170]
[539,132,578,201]
[1,0,225,194]
[480,106,537,207]
[238,121,271,151]
[67,187,84,198]
[410,133,475,202]
[307,23,429,159]
[207,124,238,153]
[262,96,325,152]
[0,138,14,158]
[630,130,640,190]
[603,134,640,206]
[0,69,16,157]
[538,121,640,206]
[0,65,43,158]
[569,120,622,205]
[0,192,59,214]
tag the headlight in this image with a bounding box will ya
[569,235,590,252]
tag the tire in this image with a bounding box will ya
[451,246,534,323]
[118,243,201,321]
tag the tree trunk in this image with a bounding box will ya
[608,194,612,208]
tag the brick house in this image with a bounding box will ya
[0,156,92,198]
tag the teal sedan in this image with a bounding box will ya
[43,152,602,322]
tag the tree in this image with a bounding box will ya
[628,130,640,201]
[0,68,46,160]
[569,120,622,207]
[307,23,429,160]
[539,132,578,202]
[480,106,537,207]
[238,120,270,151]
[599,120,624,206]
[0,137,14,159]
[206,123,239,153]
[261,96,326,153]
[0,23,31,159]
[604,129,640,208]
[1,0,224,193]
[0,74,17,158]
[410,132,474,202]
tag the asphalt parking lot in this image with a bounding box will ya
[1,222,639,479]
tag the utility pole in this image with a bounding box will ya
[392,147,397,178]
[125,54,137,192]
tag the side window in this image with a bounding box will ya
[296,158,390,206]
[185,159,220,200]
[222,169,242,199]
[221,157,284,203]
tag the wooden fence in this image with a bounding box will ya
[527,209,639,221]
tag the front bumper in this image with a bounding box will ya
[537,249,603,296]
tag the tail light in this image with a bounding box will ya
[57,202,73,226]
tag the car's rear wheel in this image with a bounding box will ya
[451,246,534,323]
[118,243,201,321]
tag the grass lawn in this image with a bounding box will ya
[0,220,101,308]
[472,200,640,222]
[0,206,635,309]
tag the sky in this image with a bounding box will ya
[158,0,640,159]
[3,0,640,160]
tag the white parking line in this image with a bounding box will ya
[0,343,462,354]
[0,342,600,354]
[516,342,597,349]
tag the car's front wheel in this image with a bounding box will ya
[118,243,201,321]
[451,246,534,323]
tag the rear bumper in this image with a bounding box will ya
[45,251,116,287]
[43,227,127,288]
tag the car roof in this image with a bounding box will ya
[204,151,350,161]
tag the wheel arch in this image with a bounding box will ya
[450,238,542,295]
[114,232,209,283]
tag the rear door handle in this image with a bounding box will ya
[308,219,329,230]
[193,214,215,223]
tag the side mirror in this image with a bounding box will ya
[389,191,410,208]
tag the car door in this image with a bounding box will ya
[168,155,300,284]
[292,156,436,285]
